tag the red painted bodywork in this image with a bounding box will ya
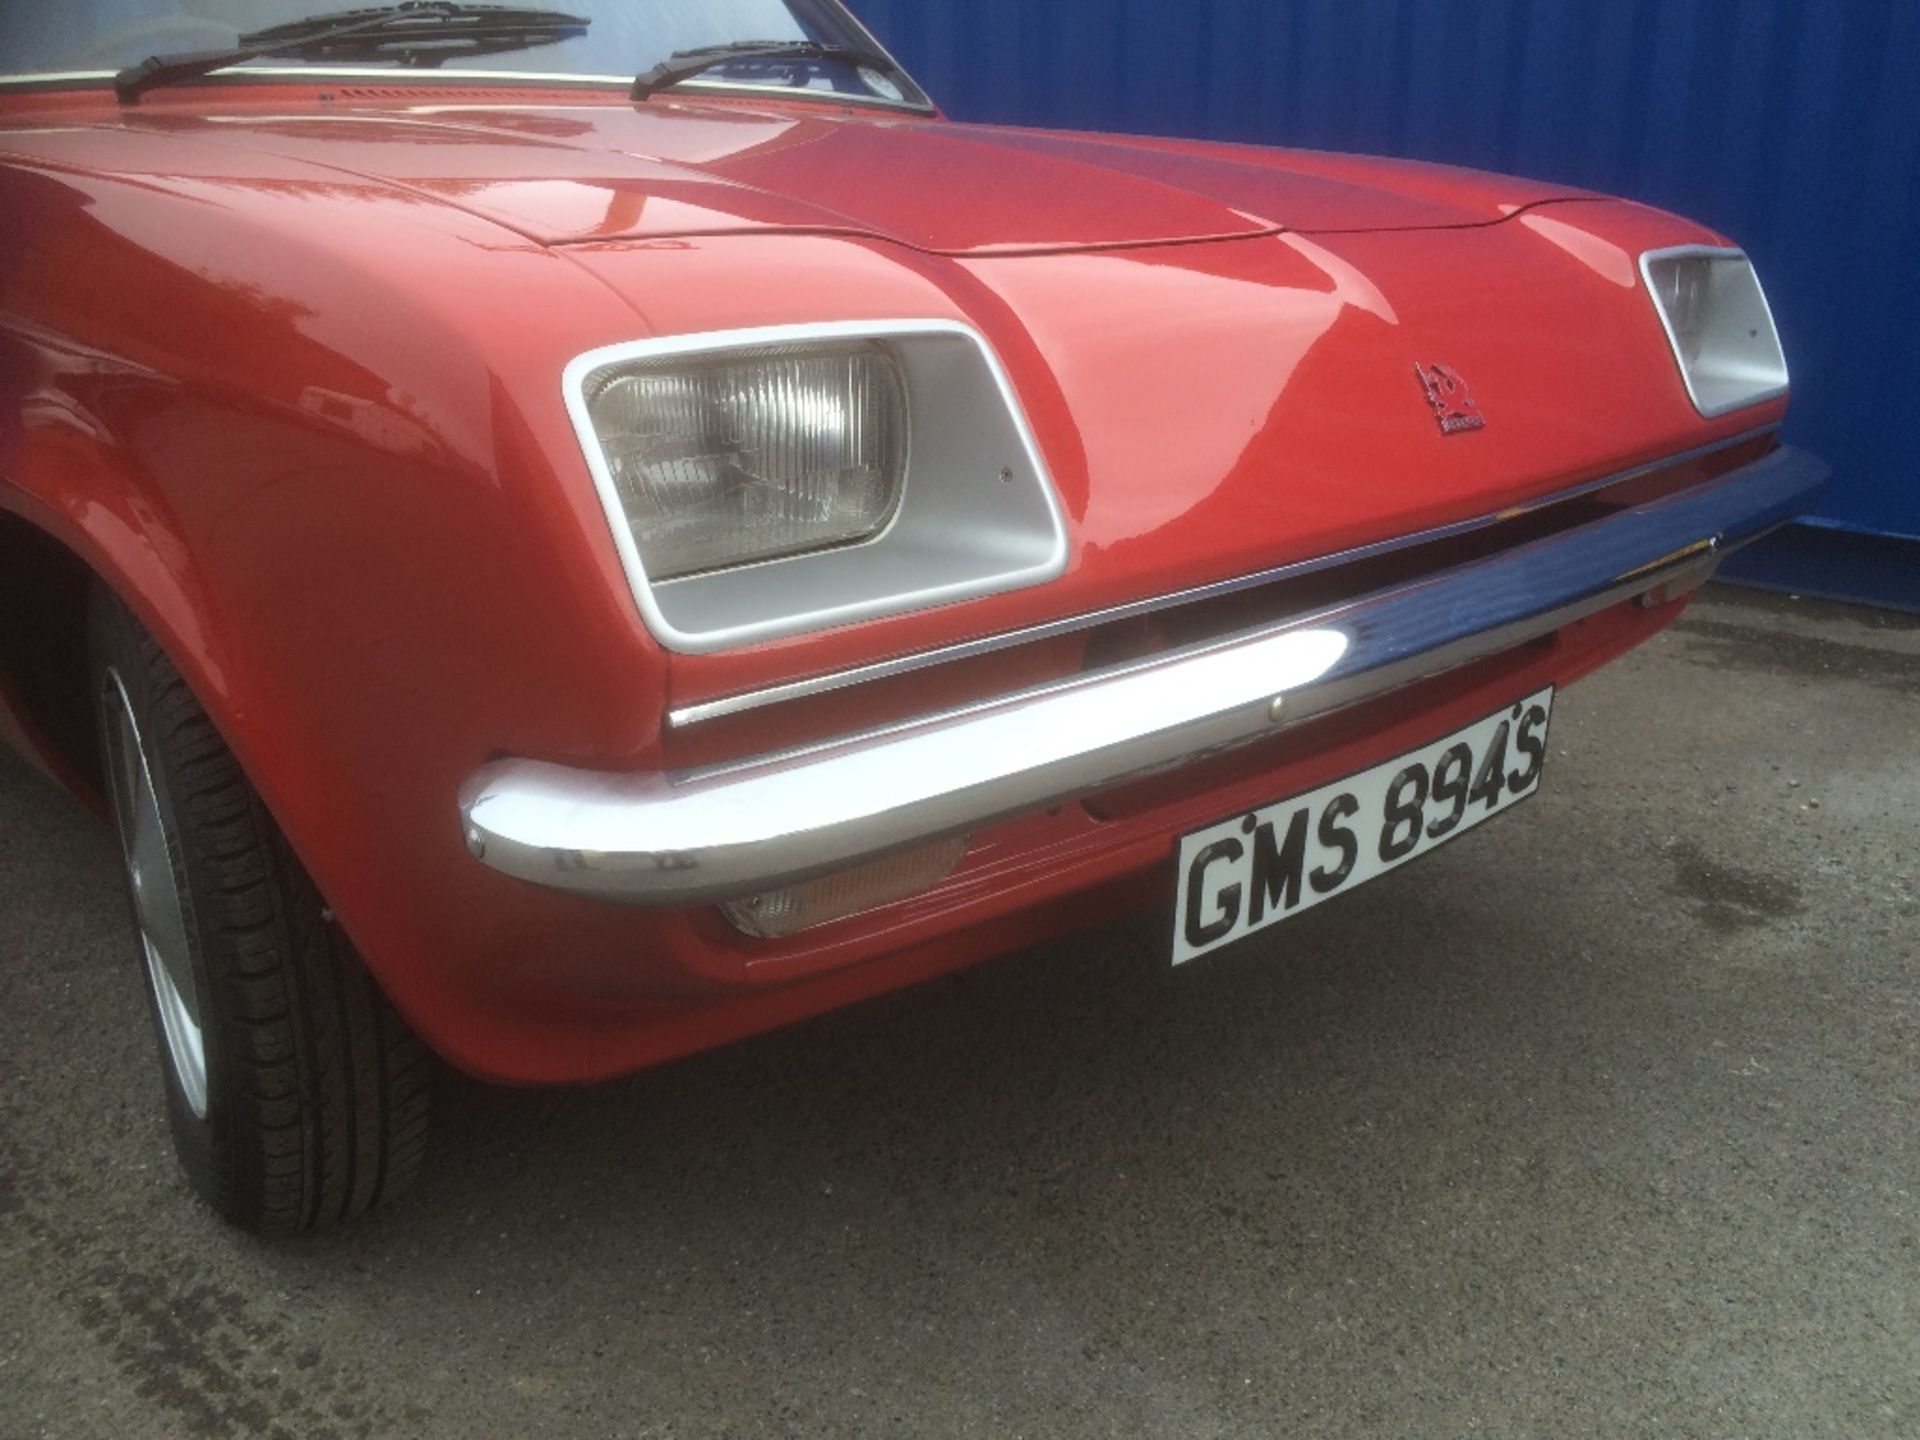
[0,80,1787,1084]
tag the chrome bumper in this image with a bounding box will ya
[461,445,1826,905]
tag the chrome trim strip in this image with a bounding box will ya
[1,67,634,86]
[461,445,1827,906]
[672,79,933,113]
[667,426,1779,729]
[562,319,1071,656]
[0,70,116,84]
[0,67,934,111]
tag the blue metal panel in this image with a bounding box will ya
[858,0,1920,550]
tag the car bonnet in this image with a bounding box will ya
[102,95,1593,253]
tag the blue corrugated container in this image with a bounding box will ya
[859,0,1919,607]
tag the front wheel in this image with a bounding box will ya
[93,589,432,1234]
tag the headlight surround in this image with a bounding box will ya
[1640,247,1789,418]
[565,321,1069,655]
[584,341,910,583]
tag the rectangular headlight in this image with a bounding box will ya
[583,341,909,582]
[1641,247,1789,418]
[566,321,1069,654]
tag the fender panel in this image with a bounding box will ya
[0,147,683,1071]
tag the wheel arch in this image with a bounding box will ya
[0,509,99,801]
[0,455,248,820]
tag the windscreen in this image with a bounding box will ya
[0,0,924,107]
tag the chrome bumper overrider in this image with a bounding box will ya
[460,446,1827,906]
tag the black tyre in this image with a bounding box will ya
[91,588,432,1234]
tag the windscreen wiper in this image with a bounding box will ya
[630,40,902,102]
[114,1,590,104]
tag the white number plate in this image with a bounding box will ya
[1173,688,1554,965]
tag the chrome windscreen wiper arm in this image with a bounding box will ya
[114,1,590,104]
[630,40,901,102]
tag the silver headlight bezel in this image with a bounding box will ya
[1640,246,1790,419]
[563,320,1070,656]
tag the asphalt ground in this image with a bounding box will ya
[2,585,1917,1439]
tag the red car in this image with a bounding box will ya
[0,1,1823,1234]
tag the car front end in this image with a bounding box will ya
[0,0,1823,1228]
